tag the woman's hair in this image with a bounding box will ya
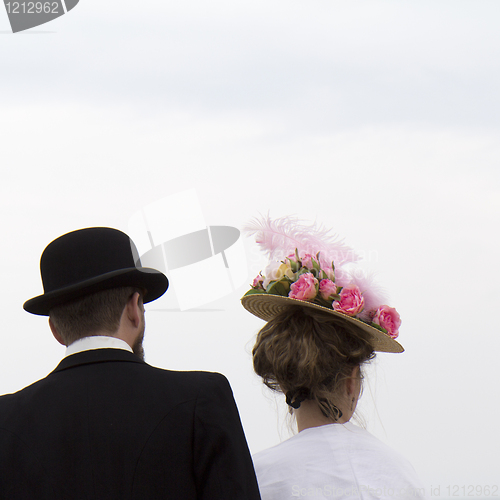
[252,306,375,420]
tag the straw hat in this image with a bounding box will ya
[240,215,404,354]
[241,293,403,353]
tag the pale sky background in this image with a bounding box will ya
[1,0,499,494]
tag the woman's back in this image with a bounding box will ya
[253,422,424,500]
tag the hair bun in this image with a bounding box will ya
[285,388,310,409]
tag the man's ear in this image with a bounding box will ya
[125,292,142,328]
[49,318,66,346]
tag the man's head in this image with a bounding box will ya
[49,287,141,341]
[24,227,168,359]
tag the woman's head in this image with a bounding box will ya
[252,306,375,421]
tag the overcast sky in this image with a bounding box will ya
[1,0,499,493]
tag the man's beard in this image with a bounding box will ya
[132,314,146,361]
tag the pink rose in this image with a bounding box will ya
[372,305,401,338]
[319,279,337,300]
[300,253,315,269]
[252,274,264,288]
[333,284,364,316]
[319,257,335,280]
[289,273,318,301]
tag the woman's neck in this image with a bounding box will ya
[294,399,352,432]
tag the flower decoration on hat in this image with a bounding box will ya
[242,215,401,340]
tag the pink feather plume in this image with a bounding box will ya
[347,271,388,321]
[242,214,359,268]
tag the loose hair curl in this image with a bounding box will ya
[252,306,375,420]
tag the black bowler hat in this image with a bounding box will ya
[23,227,169,316]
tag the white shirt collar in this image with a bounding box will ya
[65,336,133,357]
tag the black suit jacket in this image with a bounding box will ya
[0,349,261,500]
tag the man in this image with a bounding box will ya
[0,227,261,499]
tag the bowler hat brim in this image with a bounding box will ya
[23,267,169,316]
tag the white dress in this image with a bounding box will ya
[253,422,425,499]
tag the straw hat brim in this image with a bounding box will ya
[241,293,404,353]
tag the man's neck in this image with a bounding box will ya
[65,336,133,357]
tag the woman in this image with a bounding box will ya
[241,216,425,499]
